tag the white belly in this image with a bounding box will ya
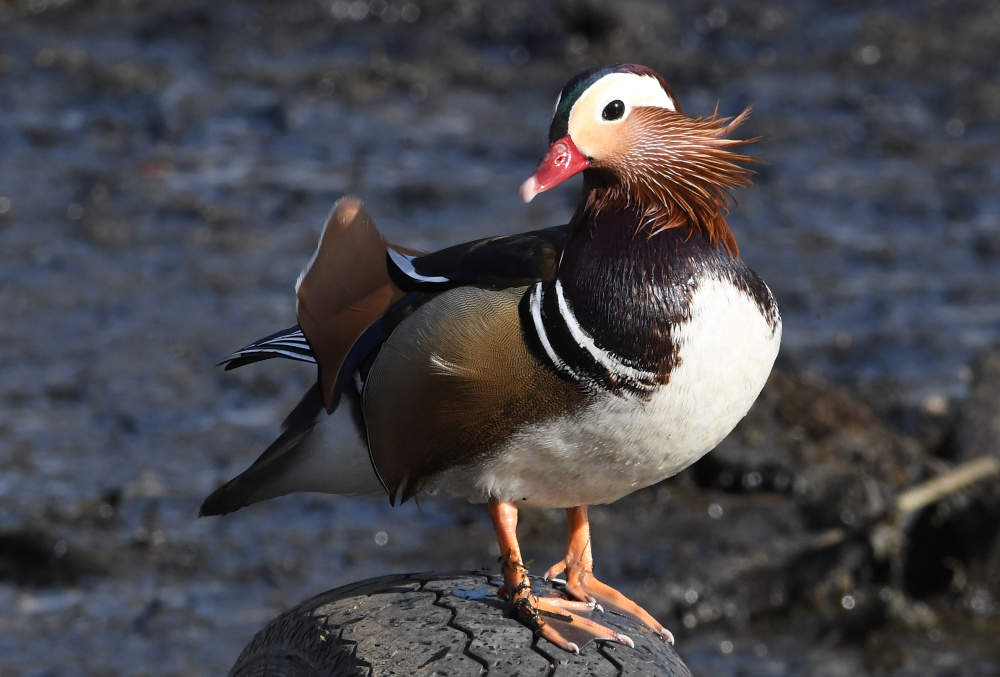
[430,277,782,507]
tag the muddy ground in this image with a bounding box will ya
[1,0,999,675]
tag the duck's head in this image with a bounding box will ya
[521,64,757,250]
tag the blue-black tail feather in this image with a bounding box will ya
[220,325,316,370]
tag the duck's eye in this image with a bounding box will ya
[601,100,625,121]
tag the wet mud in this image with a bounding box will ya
[1,0,999,675]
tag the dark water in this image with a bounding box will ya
[1,1,998,675]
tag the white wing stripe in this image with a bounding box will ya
[387,248,450,284]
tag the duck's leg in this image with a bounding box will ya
[544,506,675,644]
[488,499,634,653]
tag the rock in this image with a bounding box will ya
[949,342,1000,462]
[906,342,1000,602]
[0,527,106,587]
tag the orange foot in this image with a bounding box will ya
[544,506,675,644]
[489,499,635,653]
[498,579,634,653]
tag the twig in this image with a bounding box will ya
[871,455,1000,564]
[895,456,1000,518]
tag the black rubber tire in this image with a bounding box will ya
[228,571,691,677]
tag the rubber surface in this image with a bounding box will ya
[228,571,691,676]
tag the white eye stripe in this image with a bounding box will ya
[565,71,676,158]
[567,72,676,147]
[582,73,675,124]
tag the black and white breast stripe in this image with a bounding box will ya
[520,280,660,397]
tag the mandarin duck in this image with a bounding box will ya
[201,64,781,653]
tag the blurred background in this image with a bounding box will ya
[1,0,999,675]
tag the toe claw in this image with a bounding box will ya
[613,632,635,649]
[516,593,635,654]
[545,561,568,582]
